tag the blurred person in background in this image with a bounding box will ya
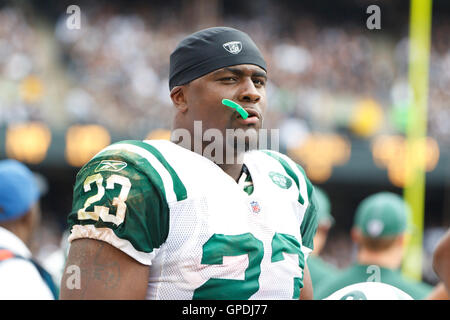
[427,229,450,300]
[314,192,433,300]
[40,229,71,294]
[433,228,450,290]
[307,186,340,298]
[0,159,58,299]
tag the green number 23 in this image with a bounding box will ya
[193,232,304,300]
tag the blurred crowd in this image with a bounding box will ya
[0,3,449,298]
[0,4,449,144]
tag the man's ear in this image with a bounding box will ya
[351,227,362,244]
[395,233,406,247]
[170,86,188,113]
[18,208,33,228]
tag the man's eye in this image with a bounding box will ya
[220,77,237,82]
[253,79,266,86]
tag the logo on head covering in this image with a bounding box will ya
[223,41,243,54]
[367,219,384,237]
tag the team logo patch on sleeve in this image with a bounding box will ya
[269,172,292,189]
[95,160,127,173]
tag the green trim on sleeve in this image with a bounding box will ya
[296,164,319,251]
[116,140,188,201]
[295,164,314,201]
[92,149,168,202]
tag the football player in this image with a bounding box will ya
[314,192,433,300]
[60,27,318,300]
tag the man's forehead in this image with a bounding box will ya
[212,64,267,76]
[213,64,266,74]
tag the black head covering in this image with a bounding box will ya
[169,27,267,90]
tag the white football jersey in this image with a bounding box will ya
[324,282,414,300]
[68,140,318,300]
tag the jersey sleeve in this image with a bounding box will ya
[296,163,319,255]
[67,143,170,266]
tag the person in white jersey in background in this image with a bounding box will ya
[0,159,57,299]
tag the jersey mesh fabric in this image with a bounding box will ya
[68,140,318,300]
[148,197,209,299]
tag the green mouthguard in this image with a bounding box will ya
[222,99,249,119]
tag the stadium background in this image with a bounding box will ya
[0,0,448,286]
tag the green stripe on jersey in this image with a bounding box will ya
[92,149,168,203]
[296,164,318,251]
[262,151,318,251]
[299,193,318,251]
[262,150,305,205]
[116,140,188,202]
[295,164,314,201]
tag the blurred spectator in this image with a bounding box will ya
[433,229,450,289]
[425,227,450,300]
[39,229,70,292]
[422,226,448,284]
[0,159,57,299]
[314,192,433,300]
[307,186,341,299]
[427,282,449,300]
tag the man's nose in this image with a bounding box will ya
[237,78,261,104]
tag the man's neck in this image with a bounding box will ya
[174,138,246,182]
[205,146,245,182]
[357,247,403,270]
[217,162,244,182]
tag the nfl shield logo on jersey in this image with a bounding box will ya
[223,41,242,54]
[250,201,261,214]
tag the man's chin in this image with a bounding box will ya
[226,127,260,153]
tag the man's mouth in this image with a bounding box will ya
[236,108,261,125]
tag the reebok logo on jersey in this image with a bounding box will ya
[269,172,292,189]
[223,41,242,54]
[95,160,127,173]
